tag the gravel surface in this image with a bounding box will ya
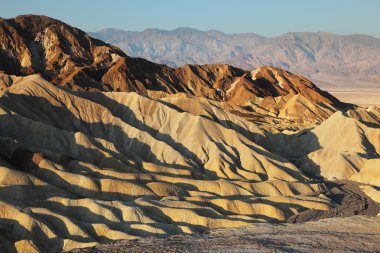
[287,180,380,223]
[67,180,380,253]
[68,216,380,253]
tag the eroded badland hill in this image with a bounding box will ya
[0,15,379,253]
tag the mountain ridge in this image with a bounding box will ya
[90,28,380,83]
[0,15,349,128]
[94,27,379,39]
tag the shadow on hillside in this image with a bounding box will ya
[0,180,313,252]
[0,217,63,253]
[155,98,258,142]
[0,86,335,182]
[254,129,324,180]
[0,88,341,250]
[0,92,221,180]
[2,87,273,180]
[72,90,270,178]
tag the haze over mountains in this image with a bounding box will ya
[91,28,380,86]
[0,15,379,253]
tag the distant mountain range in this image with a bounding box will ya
[90,28,380,86]
[0,15,346,125]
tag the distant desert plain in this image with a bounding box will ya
[313,76,380,106]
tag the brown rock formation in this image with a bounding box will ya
[0,15,348,126]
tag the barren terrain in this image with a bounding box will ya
[0,15,379,253]
[326,88,380,106]
[313,76,380,106]
[91,28,380,84]
[69,216,380,253]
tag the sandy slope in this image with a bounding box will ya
[0,75,378,252]
[260,106,380,183]
[0,76,336,253]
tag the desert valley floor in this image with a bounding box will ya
[327,88,380,107]
[70,216,380,253]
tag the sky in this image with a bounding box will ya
[0,0,379,37]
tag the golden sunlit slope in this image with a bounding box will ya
[0,75,332,252]
[261,106,380,184]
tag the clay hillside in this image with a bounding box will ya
[0,15,379,253]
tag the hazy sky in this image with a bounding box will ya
[1,0,379,37]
